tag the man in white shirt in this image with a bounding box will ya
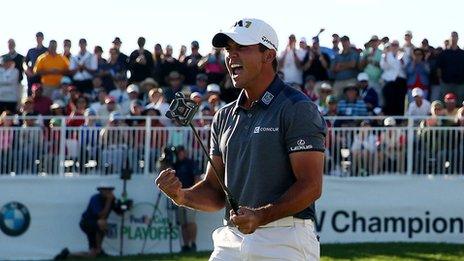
[70,38,97,94]
[278,34,305,86]
[0,55,20,112]
[407,87,431,117]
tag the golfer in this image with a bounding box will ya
[156,18,326,260]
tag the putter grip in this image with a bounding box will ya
[227,195,239,214]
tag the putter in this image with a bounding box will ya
[165,92,239,214]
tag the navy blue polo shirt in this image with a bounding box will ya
[210,76,327,221]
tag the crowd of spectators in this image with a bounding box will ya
[1,30,464,175]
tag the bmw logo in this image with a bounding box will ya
[0,202,31,237]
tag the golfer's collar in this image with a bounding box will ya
[232,76,284,114]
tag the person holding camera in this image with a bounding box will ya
[54,183,121,260]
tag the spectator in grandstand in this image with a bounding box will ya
[351,120,378,176]
[3,39,24,83]
[25,32,48,93]
[402,30,415,63]
[357,72,379,114]
[52,76,72,104]
[278,34,304,85]
[198,48,226,84]
[62,39,72,60]
[406,48,430,102]
[20,97,36,116]
[178,45,188,63]
[172,146,201,252]
[301,36,330,83]
[97,96,119,120]
[315,82,333,114]
[331,36,359,98]
[143,107,164,127]
[337,85,368,117]
[444,93,460,117]
[428,47,443,101]
[0,55,20,113]
[126,100,145,127]
[50,100,66,117]
[418,100,453,128]
[379,117,406,173]
[107,47,127,88]
[93,46,113,90]
[111,37,129,70]
[182,41,203,85]
[456,103,464,126]
[406,87,431,117]
[198,105,213,127]
[359,35,382,93]
[65,85,82,115]
[70,38,98,94]
[54,183,122,259]
[152,43,164,85]
[380,40,407,115]
[190,92,203,106]
[146,88,171,126]
[163,71,191,103]
[324,95,338,116]
[119,84,140,115]
[128,37,154,84]
[332,33,341,54]
[302,75,318,102]
[189,73,208,96]
[31,84,52,115]
[67,96,88,127]
[33,40,71,98]
[204,83,225,111]
[109,75,129,106]
[160,44,184,86]
[437,31,464,104]
[140,77,159,100]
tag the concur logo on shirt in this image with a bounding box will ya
[253,126,279,134]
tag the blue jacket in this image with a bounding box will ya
[406,61,430,88]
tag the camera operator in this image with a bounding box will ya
[54,182,122,260]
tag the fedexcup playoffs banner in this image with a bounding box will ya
[0,175,463,260]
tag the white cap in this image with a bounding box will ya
[411,87,423,97]
[212,18,279,51]
[50,100,65,109]
[190,92,202,99]
[206,83,221,94]
[320,82,333,90]
[97,181,114,190]
[126,84,139,93]
[384,117,397,127]
[357,72,369,82]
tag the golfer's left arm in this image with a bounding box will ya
[256,151,324,225]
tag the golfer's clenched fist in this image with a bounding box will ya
[155,168,185,205]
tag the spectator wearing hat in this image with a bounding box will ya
[182,41,203,85]
[3,39,24,83]
[34,40,70,98]
[89,88,108,116]
[359,35,382,93]
[31,84,53,115]
[337,85,368,117]
[324,95,338,117]
[406,87,431,117]
[357,72,379,113]
[0,55,20,113]
[70,38,98,94]
[278,34,305,85]
[111,37,129,68]
[50,100,66,117]
[190,92,203,106]
[107,47,127,88]
[25,32,48,93]
[140,77,159,99]
[189,73,208,96]
[67,96,88,127]
[51,76,73,103]
[96,96,119,120]
[20,96,36,116]
[444,93,459,117]
[93,46,114,91]
[204,83,225,112]
[301,37,330,83]
[198,48,226,84]
[315,82,333,114]
[380,40,407,115]
[163,71,190,103]
[128,37,154,84]
[406,48,430,103]
[146,88,171,127]
[437,32,464,104]
[331,36,360,98]
[119,84,141,115]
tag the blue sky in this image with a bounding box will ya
[1,0,459,57]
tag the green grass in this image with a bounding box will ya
[67,243,464,261]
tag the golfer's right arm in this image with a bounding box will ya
[155,155,226,212]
